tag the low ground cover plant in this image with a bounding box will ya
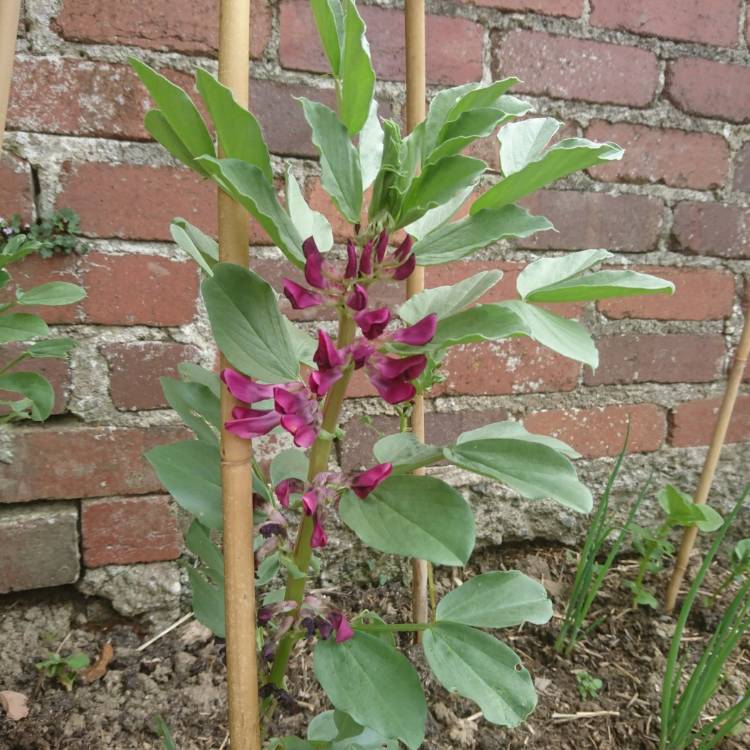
[133,0,674,744]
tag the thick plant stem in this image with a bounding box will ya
[665,305,750,613]
[0,0,21,152]
[404,0,430,641]
[269,314,357,688]
[217,1,261,748]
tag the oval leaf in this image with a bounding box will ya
[0,372,54,421]
[17,282,85,306]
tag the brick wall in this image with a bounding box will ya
[1,0,749,593]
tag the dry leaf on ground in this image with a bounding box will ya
[81,642,114,685]
[0,691,29,721]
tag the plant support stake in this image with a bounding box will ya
[404,0,430,636]
[217,0,261,746]
[0,0,21,152]
[665,304,750,613]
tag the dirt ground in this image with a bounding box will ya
[1,544,748,750]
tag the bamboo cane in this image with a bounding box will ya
[217,1,261,747]
[0,0,22,152]
[664,304,750,613]
[404,0,429,635]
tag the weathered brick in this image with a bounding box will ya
[667,58,750,123]
[81,495,181,567]
[586,121,729,190]
[0,155,33,217]
[590,0,739,47]
[280,1,483,85]
[597,267,735,321]
[0,503,79,593]
[0,343,70,415]
[496,31,659,107]
[457,0,582,16]
[670,396,750,448]
[520,190,663,253]
[101,341,201,410]
[585,334,725,386]
[0,425,188,502]
[80,253,199,326]
[672,202,750,259]
[733,142,750,192]
[340,409,510,471]
[523,403,666,458]
[440,339,581,396]
[57,162,217,242]
[55,0,271,59]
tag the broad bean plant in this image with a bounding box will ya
[135,1,674,745]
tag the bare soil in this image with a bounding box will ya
[1,544,748,750]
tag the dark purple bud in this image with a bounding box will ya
[275,477,303,508]
[311,515,328,548]
[280,414,319,448]
[221,369,275,404]
[349,340,375,369]
[391,313,438,346]
[301,490,319,516]
[345,240,358,279]
[225,408,281,438]
[308,368,344,397]
[375,230,389,263]
[359,241,373,276]
[259,522,286,538]
[375,354,427,381]
[314,329,345,371]
[329,612,355,643]
[370,376,417,405]
[258,607,275,625]
[301,617,317,638]
[355,307,391,340]
[394,235,414,262]
[283,279,323,310]
[303,237,328,289]
[346,283,368,312]
[316,616,333,640]
[351,463,393,499]
[392,252,416,281]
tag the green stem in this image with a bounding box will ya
[355,622,432,634]
[268,314,356,688]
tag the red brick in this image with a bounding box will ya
[524,403,666,458]
[672,202,750,259]
[586,121,729,190]
[101,341,201,411]
[440,338,580,396]
[81,495,181,567]
[55,0,271,59]
[305,176,354,243]
[496,31,659,107]
[57,162,217,242]
[598,267,735,321]
[0,155,33,217]
[80,252,199,326]
[670,396,750,447]
[0,425,188,502]
[667,58,750,124]
[280,0,483,85]
[590,0,739,47]
[0,343,70,415]
[520,189,663,253]
[585,334,725,386]
[733,142,750,192]
[457,0,582,16]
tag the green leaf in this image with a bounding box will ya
[270,448,309,487]
[26,338,75,359]
[178,362,220,397]
[161,376,220,445]
[196,68,273,182]
[422,623,537,727]
[425,303,528,351]
[471,138,623,214]
[527,271,676,303]
[398,155,485,227]
[308,710,398,750]
[131,59,214,170]
[499,117,561,176]
[146,440,222,529]
[144,110,199,172]
[299,98,363,223]
[412,205,553,266]
[311,0,344,76]
[367,120,402,224]
[427,107,509,165]
[16,281,85,306]
[498,300,598,369]
[372,433,444,474]
[0,269,9,288]
[457,420,580,459]
[314,633,426,749]
[339,475,475,565]
[201,263,300,383]
[338,0,375,136]
[436,571,552,628]
[359,101,384,190]
[399,270,503,324]
[0,372,54,421]
[517,249,613,300]
[0,313,48,343]
[197,157,304,266]
[285,169,333,253]
[187,566,225,636]
[285,317,317,368]
[444,438,592,513]
[404,186,472,241]
[171,219,219,275]
[186,520,224,584]
[658,485,723,532]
